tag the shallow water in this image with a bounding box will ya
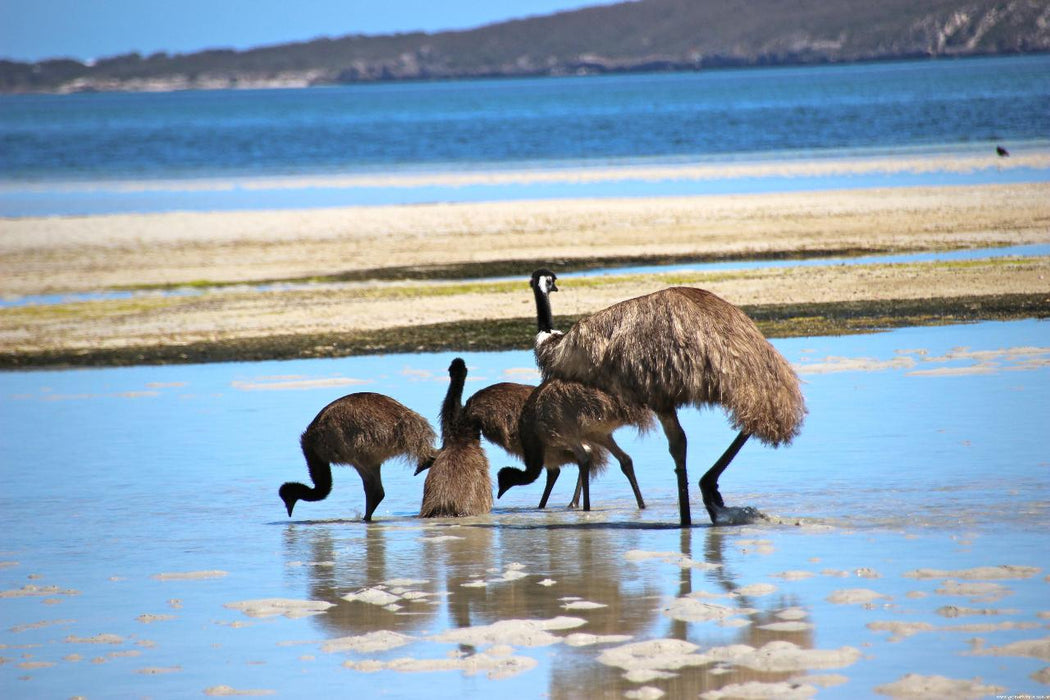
[1,320,1048,698]
[2,152,1047,217]
[3,53,1049,217]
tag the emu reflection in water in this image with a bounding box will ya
[283,519,817,697]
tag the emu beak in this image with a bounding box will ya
[414,457,435,475]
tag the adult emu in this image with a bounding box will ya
[419,358,493,517]
[279,393,436,521]
[520,268,806,526]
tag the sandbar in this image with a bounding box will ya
[1,182,1048,368]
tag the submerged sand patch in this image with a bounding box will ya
[969,636,1050,662]
[223,598,334,619]
[430,616,586,648]
[343,649,538,680]
[151,570,228,581]
[203,685,276,696]
[934,580,1013,603]
[9,619,75,632]
[874,673,1004,699]
[598,638,861,679]
[700,680,818,699]
[322,630,414,654]
[826,588,889,605]
[663,598,757,625]
[903,565,1040,580]
[0,584,79,598]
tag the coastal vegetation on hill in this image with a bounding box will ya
[2,0,1048,93]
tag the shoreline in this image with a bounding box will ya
[2,182,1048,370]
[1,293,1046,370]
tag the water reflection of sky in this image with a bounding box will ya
[0,320,1047,697]
[2,144,1047,217]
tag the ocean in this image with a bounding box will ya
[1,54,1048,216]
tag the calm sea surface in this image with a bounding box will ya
[1,55,1048,215]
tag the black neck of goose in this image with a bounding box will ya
[441,370,466,439]
[533,283,554,334]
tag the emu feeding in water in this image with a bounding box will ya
[495,378,653,511]
[279,392,436,521]
[419,358,493,518]
[520,268,806,526]
[461,379,650,509]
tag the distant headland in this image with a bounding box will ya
[2,0,1048,93]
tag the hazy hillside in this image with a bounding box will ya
[3,0,1048,92]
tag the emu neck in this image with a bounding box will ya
[533,284,555,334]
[441,371,466,439]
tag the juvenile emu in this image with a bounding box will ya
[279,392,436,522]
[518,268,806,526]
[496,378,653,511]
[449,379,650,509]
[419,358,493,518]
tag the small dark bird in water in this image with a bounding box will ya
[996,145,1010,157]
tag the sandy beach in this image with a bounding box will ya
[1,182,1048,366]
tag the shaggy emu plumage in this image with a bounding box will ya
[496,378,653,511]
[456,380,649,509]
[519,268,806,526]
[279,392,436,521]
[419,358,493,517]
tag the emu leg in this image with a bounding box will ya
[581,466,591,511]
[658,411,691,527]
[571,444,593,512]
[537,467,561,509]
[599,435,645,509]
[568,471,583,509]
[357,465,385,522]
[699,431,750,523]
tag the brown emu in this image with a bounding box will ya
[518,268,806,526]
[419,358,493,517]
[495,378,653,511]
[278,392,436,522]
[457,381,599,508]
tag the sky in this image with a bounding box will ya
[0,0,611,63]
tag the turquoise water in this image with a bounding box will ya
[1,320,1048,697]
[1,54,1048,215]
[4,56,1048,182]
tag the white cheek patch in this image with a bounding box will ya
[538,276,556,294]
[536,330,563,347]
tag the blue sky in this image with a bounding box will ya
[0,1,609,63]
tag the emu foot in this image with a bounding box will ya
[707,504,765,526]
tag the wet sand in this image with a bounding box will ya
[1,182,1048,367]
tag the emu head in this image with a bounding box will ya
[530,268,558,295]
[448,357,467,379]
[278,483,297,517]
